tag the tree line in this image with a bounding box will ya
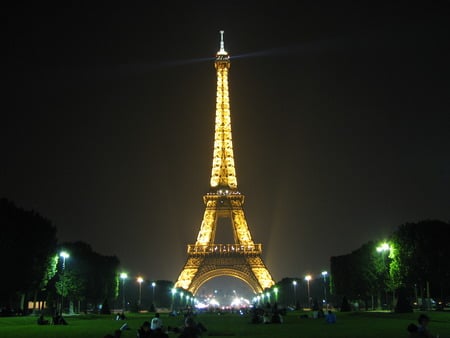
[0,198,120,314]
[2,198,448,314]
[252,220,449,313]
[330,219,450,311]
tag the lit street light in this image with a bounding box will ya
[321,271,328,305]
[171,288,177,311]
[120,272,128,310]
[180,291,184,307]
[151,281,156,306]
[137,276,143,306]
[292,280,297,309]
[305,275,312,307]
[59,251,70,315]
[273,287,279,302]
[376,242,391,309]
[266,292,271,303]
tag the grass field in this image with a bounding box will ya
[0,310,449,338]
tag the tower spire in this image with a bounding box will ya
[210,30,236,190]
[218,30,227,55]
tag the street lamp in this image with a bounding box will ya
[292,280,297,308]
[59,251,70,315]
[266,292,271,303]
[321,271,328,305]
[120,273,128,310]
[273,287,279,302]
[171,288,177,311]
[137,277,143,306]
[180,291,184,308]
[305,275,312,307]
[151,281,156,306]
[376,242,391,309]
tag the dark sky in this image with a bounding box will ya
[3,2,450,296]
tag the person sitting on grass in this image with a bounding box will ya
[116,311,126,320]
[407,323,420,337]
[37,314,49,325]
[151,312,163,331]
[52,314,67,325]
[137,321,152,338]
[178,316,203,338]
[104,330,122,338]
[325,310,336,324]
[417,314,437,338]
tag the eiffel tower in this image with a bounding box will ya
[175,31,275,295]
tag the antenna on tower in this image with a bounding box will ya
[218,30,227,55]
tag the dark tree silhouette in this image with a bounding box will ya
[0,198,57,311]
[56,241,120,312]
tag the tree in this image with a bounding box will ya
[331,241,379,307]
[0,198,57,311]
[57,241,120,312]
[392,220,450,301]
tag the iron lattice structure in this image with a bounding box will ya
[175,31,275,294]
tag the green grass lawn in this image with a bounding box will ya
[1,310,449,338]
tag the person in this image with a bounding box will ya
[317,308,325,318]
[137,321,152,338]
[152,327,169,338]
[178,316,201,338]
[271,311,283,324]
[52,314,68,325]
[407,323,420,337]
[325,310,336,324]
[104,331,121,338]
[151,312,163,331]
[417,314,437,337]
[37,314,49,325]
[116,311,126,320]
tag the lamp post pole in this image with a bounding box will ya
[171,288,176,312]
[321,271,328,306]
[376,242,391,309]
[120,273,128,311]
[292,280,297,309]
[305,275,312,307]
[152,282,156,306]
[137,277,143,307]
[60,251,70,315]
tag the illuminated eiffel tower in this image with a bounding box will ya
[175,31,275,294]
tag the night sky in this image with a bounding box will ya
[3,2,449,296]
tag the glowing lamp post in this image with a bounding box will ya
[137,277,143,306]
[376,242,391,309]
[273,287,279,302]
[305,275,312,307]
[120,273,128,310]
[180,291,184,307]
[321,271,328,305]
[59,251,70,315]
[151,281,156,305]
[266,292,271,304]
[171,288,177,311]
[292,280,297,308]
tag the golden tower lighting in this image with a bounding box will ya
[175,31,275,294]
